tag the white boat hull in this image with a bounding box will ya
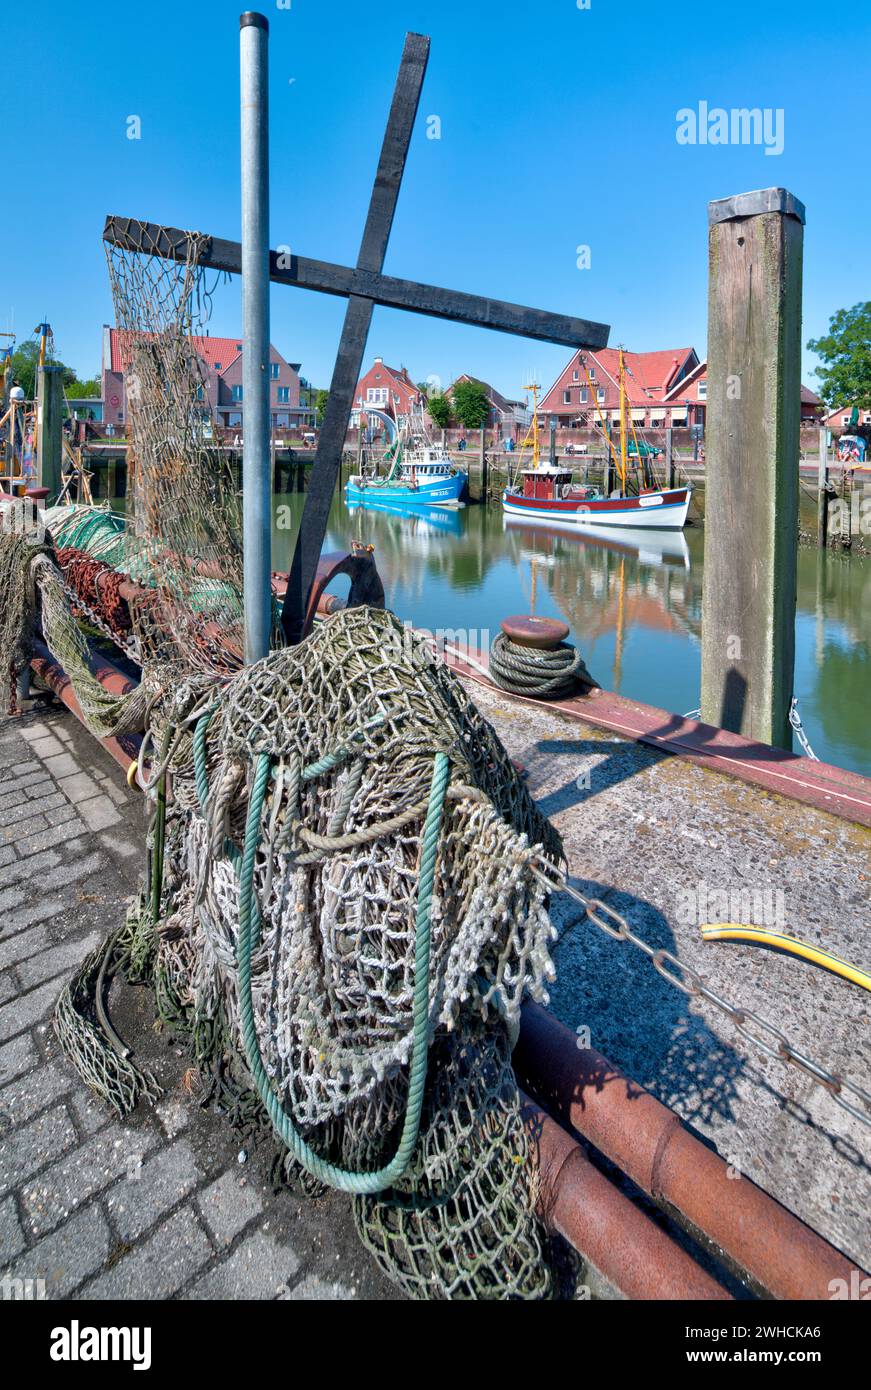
[501,486,692,530]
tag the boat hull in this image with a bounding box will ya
[346,472,467,508]
[501,486,691,530]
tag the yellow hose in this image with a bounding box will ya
[700,924,871,994]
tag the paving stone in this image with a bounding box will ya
[1,811,49,845]
[26,735,65,759]
[0,979,64,1042]
[0,1061,72,1128]
[0,973,18,1004]
[45,805,84,831]
[0,924,50,972]
[56,771,101,805]
[0,1106,77,1196]
[0,1033,39,1085]
[15,825,70,859]
[105,1140,201,1243]
[23,778,55,800]
[20,1125,160,1237]
[76,797,122,833]
[16,933,100,991]
[0,792,65,827]
[67,1089,114,1137]
[0,1193,26,1266]
[186,1230,300,1300]
[81,1207,212,1300]
[197,1170,263,1246]
[11,1202,111,1298]
[286,1274,355,1300]
[3,849,62,889]
[0,845,18,868]
[1,897,67,935]
[41,753,81,780]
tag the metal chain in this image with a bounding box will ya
[789,696,819,760]
[529,858,871,1130]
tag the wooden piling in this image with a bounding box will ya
[700,188,805,750]
[817,427,829,548]
[36,365,64,497]
[665,427,675,489]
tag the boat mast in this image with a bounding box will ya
[524,380,541,470]
[618,348,628,493]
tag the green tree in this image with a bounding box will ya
[451,379,490,430]
[427,393,452,429]
[67,377,101,399]
[8,340,79,398]
[807,303,871,408]
[315,389,330,424]
[416,381,430,397]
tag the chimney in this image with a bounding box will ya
[374,356,383,364]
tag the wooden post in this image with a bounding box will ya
[700,188,805,750]
[816,427,829,548]
[549,420,557,466]
[36,365,64,497]
[480,425,487,502]
[665,427,675,488]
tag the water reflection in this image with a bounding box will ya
[275,492,867,774]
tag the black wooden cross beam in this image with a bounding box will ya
[103,31,610,644]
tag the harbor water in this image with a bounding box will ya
[271,491,871,777]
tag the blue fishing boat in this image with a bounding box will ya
[346,420,467,508]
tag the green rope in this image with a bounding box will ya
[235,748,449,1194]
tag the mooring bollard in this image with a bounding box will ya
[700,188,804,749]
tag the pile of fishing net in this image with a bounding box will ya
[0,224,571,1298]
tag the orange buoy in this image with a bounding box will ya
[500,615,570,650]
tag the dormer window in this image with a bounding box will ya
[235,344,243,352]
[214,362,222,371]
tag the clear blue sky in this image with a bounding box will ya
[3,0,868,397]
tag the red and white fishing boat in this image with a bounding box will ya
[502,358,692,531]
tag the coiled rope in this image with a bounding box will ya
[488,632,590,700]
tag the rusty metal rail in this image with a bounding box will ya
[516,1001,866,1300]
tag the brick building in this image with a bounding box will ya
[350,357,424,430]
[101,328,317,435]
[538,347,702,431]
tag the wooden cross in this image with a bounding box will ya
[103,31,610,644]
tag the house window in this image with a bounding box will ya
[235,344,243,352]
[572,370,579,382]
[277,387,290,404]
[366,388,388,406]
[196,386,204,401]
[232,385,243,402]
[213,361,222,371]
[270,363,279,380]
[589,367,596,381]
[579,388,588,403]
[842,416,850,426]
[697,382,707,400]
[597,389,605,403]
[563,390,572,404]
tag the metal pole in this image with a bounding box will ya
[240,11,271,663]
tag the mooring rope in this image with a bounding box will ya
[488,631,591,700]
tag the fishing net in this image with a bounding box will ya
[105,223,253,676]
[0,226,570,1298]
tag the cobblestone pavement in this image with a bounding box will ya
[0,701,397,1302]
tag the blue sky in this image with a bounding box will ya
[3,0,868,397]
